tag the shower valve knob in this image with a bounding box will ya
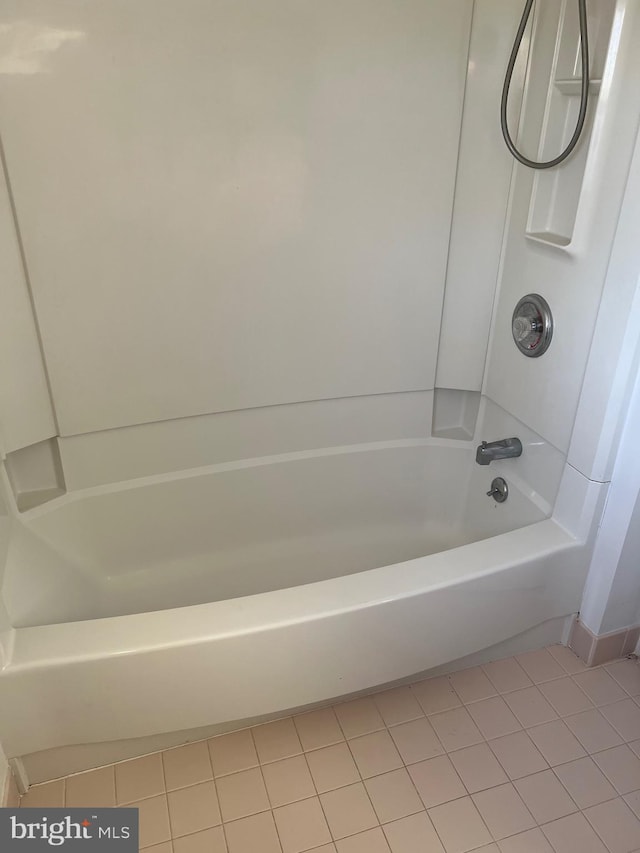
[512,294,553,357]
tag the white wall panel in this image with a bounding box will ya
[568,127,640,482]
[0,161,56,452]
[484,0,640,452]
[436,0,525,392]
[0,0,472,435]
[59,392,433,490]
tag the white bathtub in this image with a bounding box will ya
[0,439,587,771]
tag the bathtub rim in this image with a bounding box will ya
[5,517,577,673]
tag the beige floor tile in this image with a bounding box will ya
[131,794,171,849]
[208,730,258,778]
[573,669,628,706]
[364,768,423,824]
[382,811,444,853]
[498,827,554,852]
[224,811,282,853]
[624,789,640,818]
[482,658,532,694]
[429,707,483,752]
[513,770,577,824]
[449,744,508,794]
[320,782,378,840]
[503,687,558,728]
[20,779,65,808]
[428,796,492,853]
[606,659,640,697]
[526,720,586,766]
[466,697,521,740]
[592,744,640,794]
[39,645,640,853]
[516,649,565,684]
[294,708,344,752]
[144,843,174,853]
[565,709,624,753]
[389,717,444,765]
[215,767,269,822]
[163,742,213,792]
[334,698,385,739]
[167,781,221,838]
[306,743,360,793]
[172,827,227,853]
[546,644,589,675]
[407,755,466,808]
[253,719,302,765]
[584,797,640,853]
[65,766,115,807]
[538,676,594,717]
[274,795,332,851]
[373,687,424,727]
[348,731,403,779]
[410,676,461,716]
[262,755,316,807]
[472,783,535,840]
[541,812,607,853]
[449,667,497,704]
[601,698,640,742]
[553,756,618,809]
[115,753,165,804]
[336,827,391,853]
[488,732,547,780]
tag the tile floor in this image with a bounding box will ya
[18,646,640,853]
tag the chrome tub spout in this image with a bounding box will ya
[476,437,523,465]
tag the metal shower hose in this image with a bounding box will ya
[501,0,590,169]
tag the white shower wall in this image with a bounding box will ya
[0,0,473,441]
[484,0,640,453]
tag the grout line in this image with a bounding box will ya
[255,760,284,853]
[204,740,227,852]
[299,748,334,850]
[158,750,171,845]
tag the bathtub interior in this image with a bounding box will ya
[0,432,550,629]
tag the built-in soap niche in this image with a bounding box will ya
[4,438,66,512]
[526,0,616,247]
[431,388,480,440]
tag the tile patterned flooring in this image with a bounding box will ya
[18,646,640,852]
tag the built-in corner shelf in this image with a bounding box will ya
[525,0,615,249]
[4,438,66,512]
[554,78,602,97]
[431,388,480,441]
